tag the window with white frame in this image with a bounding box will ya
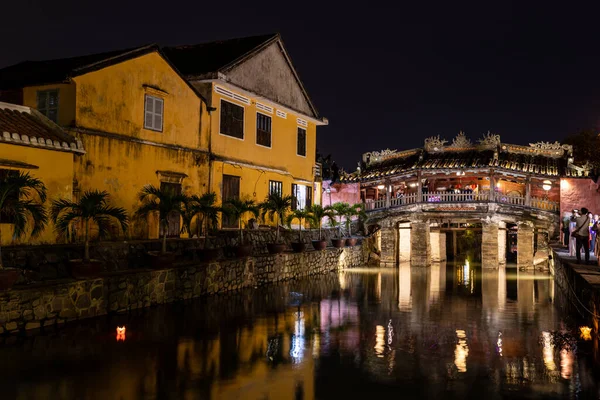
[37,90,59,122]
[256,113,272,147]
[220,99,244,139]
[269,180,282,196]
[291,184,312,210]
[297,127,306,156]
[144,95,164,132]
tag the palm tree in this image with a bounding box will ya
[182,192,222,248]
[259,193,294,243]
[0,171,48,269]
[326,202,351,238]
[345,203,367,237]
[306,204,334,241]
[51,190,128,263]
[222,198,259,244]
[286,208,311,243]
[135,185,186,255]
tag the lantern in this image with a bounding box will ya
[116,326,126,341]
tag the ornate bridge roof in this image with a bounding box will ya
[342,132,589,182]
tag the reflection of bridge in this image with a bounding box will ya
[342,133,589,269]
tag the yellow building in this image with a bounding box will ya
[0,45,210,240]
[0,101,84,244]
[0,34,326,240]
[164,33,327,226]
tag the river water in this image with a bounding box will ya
[0,261,598,399]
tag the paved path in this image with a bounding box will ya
[553,246,600,288]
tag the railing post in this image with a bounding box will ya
[417,170,423,203]
[525,176,531,207]
[385,181,391,209]
[489,170,495,202]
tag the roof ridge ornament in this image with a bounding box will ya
[477,131,501,149]
[449,131,472,148]
[424,135,447,152]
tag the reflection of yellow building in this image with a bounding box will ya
[0,34,327,242]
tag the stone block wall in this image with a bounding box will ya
[0,228,347,281]
[0,246,365,334]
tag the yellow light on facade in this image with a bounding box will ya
[377,184,385,190]
[580,326,592,341]
[542,180,552,191]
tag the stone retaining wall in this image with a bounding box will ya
[0,246,365,334]
[551,248,600,332]
[0,228,351,281]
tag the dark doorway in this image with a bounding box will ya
[159,182,182,238]
[222,175,240,228]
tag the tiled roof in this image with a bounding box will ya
[163,34,278,77]
[344,148,572,182]
[0,102,83,153]
[0,45,157,90]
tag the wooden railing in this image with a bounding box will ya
[365,192,559,213]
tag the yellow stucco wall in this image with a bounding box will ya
[209,83,316,182]
[22,83,76,127]
[74,134,209,238]
[68,52,209,239]
[0,143,74,245]
[207,83,319,226]
[73,52,207,150]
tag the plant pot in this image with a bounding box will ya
[198,248,219,262]
[147,251,176,269]
[331,239,346,248]
[346,238,358,247]
[68,259,103,279]
[267,243,287,254]
[312,240,327,251]
[235,244,253,258]
[0,269,19,290]
[291,242,306,253]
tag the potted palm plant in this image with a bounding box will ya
[260,193,293,254]
[345,203,367,247]
[51,190,128,278]
[306,204,332,251]
[182,192,223,262]
[0,171,48,289]
[286,208,310,253]
[326,202,350,248]
[222,198,259,258]
[135,184,186,268]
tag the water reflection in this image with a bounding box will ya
[0,263,596,399]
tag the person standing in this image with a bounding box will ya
[572,207,591,264]
[561,212,572,246]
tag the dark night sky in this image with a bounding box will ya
[2,1,600,169]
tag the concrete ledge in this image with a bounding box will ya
[0,246,365,334]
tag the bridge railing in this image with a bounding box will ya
[365,192,559,213]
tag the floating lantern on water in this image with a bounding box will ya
[116,326,126,341]
[580,326,592,341]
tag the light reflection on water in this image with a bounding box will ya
[0,262,597,399]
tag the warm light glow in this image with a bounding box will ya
[496,182,501,188]
[580,326,592,341]
[497,332,503,357]
[560,179,569,190]
[454,330,469,372]
[374,325,385,357]
[542,180,552,191]
[409,183,417,188]
[542,331,556,371]
[560,348,573,379]
[116,326,126,341]
[377,184,385,190]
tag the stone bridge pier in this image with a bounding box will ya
[373,203,556,269]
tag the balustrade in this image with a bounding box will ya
[365,191,558,213]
